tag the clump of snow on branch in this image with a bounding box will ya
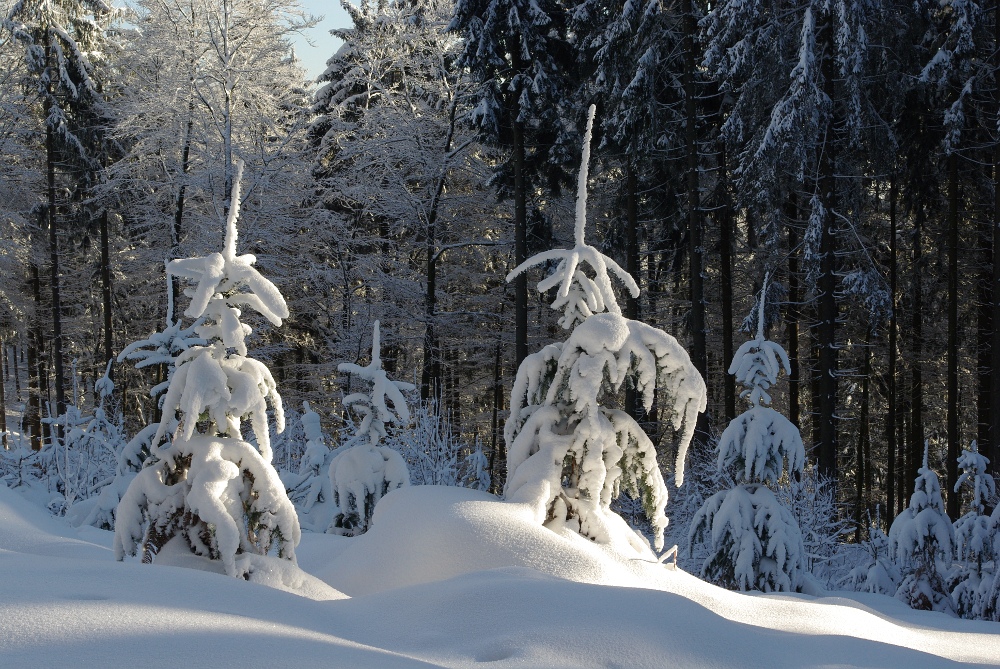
[328,320,413,536]
[503,105,706,555]
[689,275,806,592]
[114,161,300,577]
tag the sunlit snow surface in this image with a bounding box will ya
[1,483,997,668]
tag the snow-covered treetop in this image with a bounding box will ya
[955,441,995,515]
[506,105,638,330]
[729,273,790,407]
[152,162,287,460]
[95,359,114,401]
[339,320,415,449]
[167,160,289,357]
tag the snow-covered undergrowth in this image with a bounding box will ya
[1,481,998,669]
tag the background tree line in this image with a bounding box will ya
[2,0,1000,537]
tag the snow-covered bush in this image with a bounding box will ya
[44,362,125,518]
[888,444,955,614]
[388,399,491,491]
[778,468,850,587]
[327,320,413,536]
[843,510,901,596]
[949,443,998,619]
[689,278,807,592]
[114,162,300,577]
[503,106,706,555]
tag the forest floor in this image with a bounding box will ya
[1,483,997,668]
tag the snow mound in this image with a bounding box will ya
[317,485,648,596]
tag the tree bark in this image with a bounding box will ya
[947,152,960,519]
[683,0,708,443]
[785,199,800,429]
[0,336,7,449]
[909,206,924,502]
[720,147,736,424]
[887,176,898,522]
[513,118,528,369]
[45,39,66,427]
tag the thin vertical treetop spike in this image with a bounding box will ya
[574,105,597,247]
[757,271,769,341]
[223,159,245,261]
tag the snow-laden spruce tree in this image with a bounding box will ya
[950,443,997,619]
[114,162,300,577]
[689,278,807,592]
[328,320,413,536]
[888,444,955,613]
[504,106,706,555]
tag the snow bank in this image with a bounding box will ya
[2,482,999,668]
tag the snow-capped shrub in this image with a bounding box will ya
[328,320,413,536]
[114,162,300,577]
[843,510,900,596]
[888,444,955,614]
[387,399,491,491]
[45,362,124,518]
[949,443,998,619]
[689,277,806,592]
[778,468,850,587]
[503,106,706,555]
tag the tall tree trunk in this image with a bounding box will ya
[0,336,7,449]
[99,209,113,374]
[786,199,800,429]
[855,331,872,541]
[683,0,707,442]
[489,335,505,493]
[512,119,528,370]
[947,152,961,519]
[720,147,736,423]
[45,40,66,427]
[816,35,840,481]
[887,176,898,522]
[909,207,924,502]
[624,162,641,421]
[991,9,1000,494]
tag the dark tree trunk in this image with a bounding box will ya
[489,336,505,493]
[947,152,961,520]
[720,147,736,423]
[0,336,7,449]
[887,177,898,522]
[909,207,924,502]
[99,209,113,375]
[45,49,66,426]
[512,119,528,370]
[786,199,800,429]
[855,332,872,541]
[991,11,1000,494]
[624,162,642,421]
[683,0,708,443]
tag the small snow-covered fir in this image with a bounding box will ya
[327,320,413,536]
[114,161,300,577]
[690,276,806,592]
[503,105,706,555]
[888,444,955,614]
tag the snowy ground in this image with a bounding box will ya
[1,483,997,668]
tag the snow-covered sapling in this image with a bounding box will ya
[114,162,300,576]
[888,444,955,613]
[328,320,414,536]
[504,105,707,555]
[689,276,807,592]
[950,442,997,618]
[286,401,335,530]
